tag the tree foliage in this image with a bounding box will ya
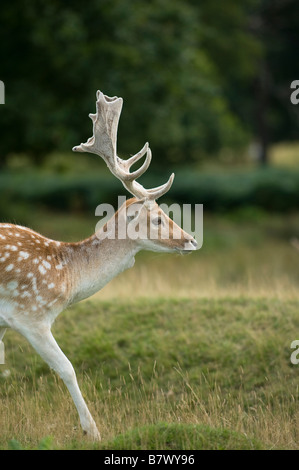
[0,0,298,167]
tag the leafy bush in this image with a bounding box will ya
[0,167,298,217]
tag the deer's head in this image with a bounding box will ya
[73,92,197,254]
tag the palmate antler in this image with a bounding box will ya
[73,91,174,200]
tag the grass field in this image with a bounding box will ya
[1,208,299,449]
[1,297,299,450]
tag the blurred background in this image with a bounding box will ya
[1,0,299,298]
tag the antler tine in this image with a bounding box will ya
[145,172,175,198]
[116,143,152,182]
[73,90,174,200]
[121,172,174,201]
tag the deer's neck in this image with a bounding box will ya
[66,234,138,305]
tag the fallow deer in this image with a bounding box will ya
[0,91,197,440]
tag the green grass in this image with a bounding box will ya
[6,423,263,450]
[1,297,299,449]
[99,422,263,450]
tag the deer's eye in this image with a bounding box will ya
[152,216,162,226]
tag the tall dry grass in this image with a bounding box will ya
[1,360,299,449]
[95,240,299,301]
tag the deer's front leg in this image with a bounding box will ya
[21,324,100,441]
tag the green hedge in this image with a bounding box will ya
[171,167,299,211]
[0,167,298,215]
